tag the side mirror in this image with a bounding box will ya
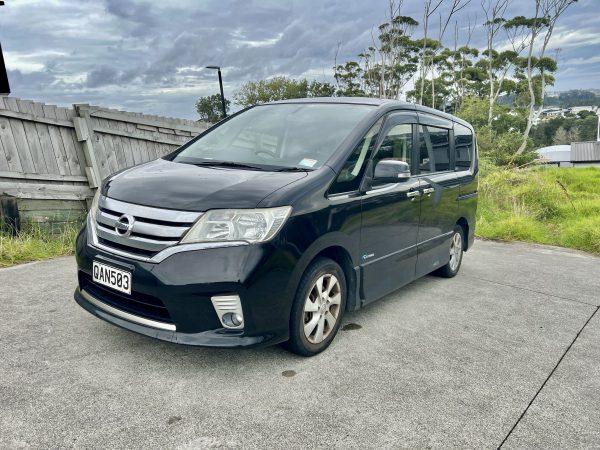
[373,159,411,183]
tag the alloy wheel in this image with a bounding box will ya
[449,232,463,271]
[303,273,342,344]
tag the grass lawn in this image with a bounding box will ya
[477,166,600,254]
[0,224,79,268]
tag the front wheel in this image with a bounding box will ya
[283,257,346,356]
[434,225,464,278]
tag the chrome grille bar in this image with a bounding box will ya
[96,226,179,252]
[95,196,203,256]
[97,210,189,238]
[102,196,202,223]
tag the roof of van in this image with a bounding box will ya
[268,97,472,129]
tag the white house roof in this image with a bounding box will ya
[536,145,572,162]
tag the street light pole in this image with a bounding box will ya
[0,1,10,95]
[205,65,226,120]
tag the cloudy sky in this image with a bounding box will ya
[1,0,599,119]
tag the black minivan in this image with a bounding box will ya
[74,98,478,356]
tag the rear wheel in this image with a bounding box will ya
[283,257,346,356]
[435,225,464,278]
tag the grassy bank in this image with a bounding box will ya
[0,224,79,268]
[477,166,600,254]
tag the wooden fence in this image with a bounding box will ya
[0,96,209,232]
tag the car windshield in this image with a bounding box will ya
[171,103,374,170]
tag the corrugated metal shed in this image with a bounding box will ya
[572,141,600,162]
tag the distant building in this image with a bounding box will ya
[536,142,600,168]
[571,141,600,167]
[537,145,573,167]
[565,106,598,115]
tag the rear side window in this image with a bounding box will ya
[329,118,383,194]
[455,123,474,170]
[418,125,450,173]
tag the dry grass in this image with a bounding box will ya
[0,223,79,268]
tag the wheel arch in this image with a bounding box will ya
[285,234,360,315]
[456,217,469,251]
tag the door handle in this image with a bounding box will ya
[406,190,421,201]
[422,187,435,196]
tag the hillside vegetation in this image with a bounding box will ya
[477,166,600,254]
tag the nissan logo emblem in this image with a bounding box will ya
[115,214,135,237]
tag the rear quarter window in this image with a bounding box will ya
[455,123,474,170]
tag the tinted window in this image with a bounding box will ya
[329,118,383,194]
[418,125,450,173]
[374,123,413,167]
[455,123,474,169]
[172,104,374,170]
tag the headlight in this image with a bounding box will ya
[89,189,101,224]
[180,206,292,244]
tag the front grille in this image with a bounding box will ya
[79,272,173,323]
[94,196,202,257]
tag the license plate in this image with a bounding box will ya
[92,261,131,295]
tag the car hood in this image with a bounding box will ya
[103,159,308,211]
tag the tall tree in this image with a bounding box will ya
[482,0,510,128]
[334,61,365,96]
[234,77,335,107]
[514,0,578,154]
[196,94,230,124]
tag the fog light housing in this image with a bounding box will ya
[211,295,244,329]
[222,312,243,327]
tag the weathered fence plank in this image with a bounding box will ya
[61,107,87,175]
[0,182,93,200]
[30,101,62,175]
[0,115,23,173]
[11,98,47,173]
[90,109,203,133]
[0,107,74,128]
[0,131,10,171]
[0,171,88,182]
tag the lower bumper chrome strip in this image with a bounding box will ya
[80,289,176,332]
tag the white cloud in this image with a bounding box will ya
[0,0,598,118]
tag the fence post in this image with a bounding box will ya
[73,104,101,189]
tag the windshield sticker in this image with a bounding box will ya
[299,158,318,168]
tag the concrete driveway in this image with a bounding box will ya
[1,240,599,449]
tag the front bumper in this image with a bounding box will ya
[74,221,298,348]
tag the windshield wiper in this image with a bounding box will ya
[272,167,314,172]
[190,161,267,170]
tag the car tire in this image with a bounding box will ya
[283,257,347,357]
[434,225,464,278]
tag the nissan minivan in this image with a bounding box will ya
[74,98,478,356]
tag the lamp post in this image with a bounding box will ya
[205,65,226,120]
[0,1,10,95]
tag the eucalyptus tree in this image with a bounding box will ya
[512,0,578,154]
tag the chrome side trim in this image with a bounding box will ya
[87,215,248,263]
[101,196,202,223]
[365,183,399,196]
[80,288,176,331]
